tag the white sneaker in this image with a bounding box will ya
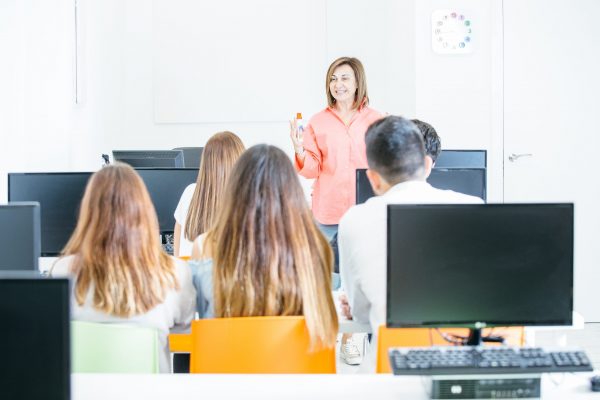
[340,341,363,365]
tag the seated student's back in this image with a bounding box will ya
[173,131,245,257]
[51,163,195,373]
[191,144,338,350]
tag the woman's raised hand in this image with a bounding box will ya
[289,118,304,154]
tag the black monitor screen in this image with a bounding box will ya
[0,274,70,400]
[136,168,199,232]
[355,168,375,205]
[356,168,486,204]
[0,203,41,271]
[113,150,184,168]
[427,168,486,201]
[8,173,92,256]
[387,204,573,328]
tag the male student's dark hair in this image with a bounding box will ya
[411,119,441,163]
[365,116,426,184]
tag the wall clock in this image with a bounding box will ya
[432,10,473,54]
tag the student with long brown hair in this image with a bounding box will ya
[51,163,195,373]
[190,144,339,350]
[173,131,245,257]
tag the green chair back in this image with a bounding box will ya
[71,321,159,373]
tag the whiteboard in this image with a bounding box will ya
[153,0,328,123]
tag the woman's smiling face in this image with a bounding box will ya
[329,64,357,105]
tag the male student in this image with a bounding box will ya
[412,119,441,169]
[338,116,482,365]
[337,117,444,366]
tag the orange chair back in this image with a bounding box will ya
[376,326,525,373]
[170,316,335,373]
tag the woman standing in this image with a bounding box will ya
[290,57,382,239]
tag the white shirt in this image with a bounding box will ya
[51,255,196,373]
[338,180,483,367]
[174,183,196,257]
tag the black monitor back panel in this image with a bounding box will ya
[173,147,203,168]
[434,150,486,169]
[427,168,486,201]
[8,173,92,256]
[0,274,70,400]
[356,149,488,204]
[136,168,199,232]
[8,169,198,255]
[112,150,185,168]
[356,168,486,204]
[0,202,41,271]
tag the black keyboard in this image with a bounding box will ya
[389,346,593,375]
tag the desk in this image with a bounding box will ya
[73,372,599,399]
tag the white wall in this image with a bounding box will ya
[0,0,77,201]
[414,0,503,201]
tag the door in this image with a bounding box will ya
[503,0,600,321]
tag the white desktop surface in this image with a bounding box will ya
[72,372,599,400]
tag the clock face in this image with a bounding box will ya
[432,10,473,54]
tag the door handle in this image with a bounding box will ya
[508,153,533,162]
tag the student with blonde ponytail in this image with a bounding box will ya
[51,163,195,372]
[173,131,245,257]
[191,145,338,350]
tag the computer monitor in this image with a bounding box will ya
[0,202,41,271]
[136,167,199,235]
[0,273,70,400]
[8,173,92,256]
[355,168,486,204]
[386,203,573,345]
[356,150,487,204]
[112,150,185,168]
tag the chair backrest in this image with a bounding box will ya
[172,147,203,168]
[169,316,335,373]
[376,326,525,373]
[72,321,159,373]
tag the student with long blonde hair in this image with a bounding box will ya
[51,163,195,373]
[191,145,338,350]
[173,131,245,257]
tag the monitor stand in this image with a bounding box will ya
[465,328,505,346]
[466,328,482,346]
